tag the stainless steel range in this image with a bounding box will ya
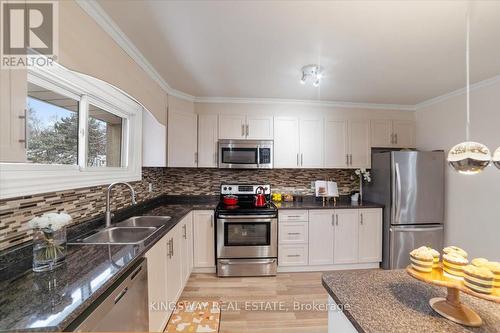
[216,184,278,277]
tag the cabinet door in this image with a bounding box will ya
[274,117,300,168]
[278,244,308,266]
[246,115,273,139]
[333,210,359,264]
[166,225,183,307]
[219,114,246,139]
[197,114,218,167]
[193,210,215,268]
[299,118,324,168]
[324,119,348,168]
[349,120,371,168]
[358,209,383,263]
[370,120,392,147]
[180,213,193,287]
[393,120,416,148]
[0,69,27,162]
[168,111,197,167]
[145,236,169,332]
[308,210,335,265]
[142,108,166,167]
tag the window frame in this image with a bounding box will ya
[0,62,142,199]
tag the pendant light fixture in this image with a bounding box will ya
[447,9,491,175]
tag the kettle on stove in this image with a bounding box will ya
[254,186,267,207]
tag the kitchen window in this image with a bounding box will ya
[0,60,142,199]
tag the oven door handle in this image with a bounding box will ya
[218,259,276,265]
[217,214,277,219]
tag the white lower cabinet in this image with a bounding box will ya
[145,236,169,332]
[145,213,195,332]
[333,210,359,264]
[279,208,382,271]
[193,210,216,269]
[358,209,383,263]
[308,210,335,265]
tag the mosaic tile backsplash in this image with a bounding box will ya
[0,167,358,250]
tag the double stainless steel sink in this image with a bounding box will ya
[71,216,172,245]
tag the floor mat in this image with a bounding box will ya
[165,301,220,333]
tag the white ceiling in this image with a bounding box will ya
[97,0,500,105]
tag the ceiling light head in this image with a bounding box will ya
[493,146,500,169]
[300,64,323,87]
[447,141,491,175]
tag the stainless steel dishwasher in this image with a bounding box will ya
[74,258,148,332]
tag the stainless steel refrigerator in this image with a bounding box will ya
[364,151,444,269]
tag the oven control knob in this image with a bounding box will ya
[228,187,232,191]
[223,187,227,191]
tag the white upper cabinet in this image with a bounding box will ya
[299,118,324,168]
[348,120,371,168]
[358,209,383,263]
[168,111,198,167]
[274,117,300,168]
[197,114,218,167]
[392,120,416,148]
[333,210,359,264]
[324,119,348,168]
[219,114,273,140]
[142,108,166,167]
[371,119,415,148]
[218,114,246,139]
[246,115,274,139]
[0,68,27,163]
[308,210,335,265]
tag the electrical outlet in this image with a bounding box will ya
[148,183,153,193]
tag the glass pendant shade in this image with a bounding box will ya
[447,141,491,175]
[493,146,500,169]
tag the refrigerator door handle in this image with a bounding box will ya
[394,162,402,223]
[390,226,444,232]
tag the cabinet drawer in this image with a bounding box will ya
[279,210,308,222]
[279,222,308,244]
[278,245,308,266]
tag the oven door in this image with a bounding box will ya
[218,140,273,169]
[217,215,277,258]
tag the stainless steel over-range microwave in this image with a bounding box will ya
[218,140,273,169]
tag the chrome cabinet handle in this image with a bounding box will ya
[210,219,213,228]
[349,154,352,166]
[241,124,245,137]
[183,225,187,239]
[246,124,249,136]
[114,287,128,304]
[287,232,300,235]
[167,239,172,258]
[360,213,363,225]
[287,254,300,257]
[395,133,398,144]
[194,152,198,164]
[18,109,27,147]
[296,153,299,166]
[346,154,349,166]
[171,238,174,257]
[301,153,303,166]
[390,133,394,144]
[331,214,335,226]
[336,214,339,226]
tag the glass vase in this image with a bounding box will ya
[32,226,67,272]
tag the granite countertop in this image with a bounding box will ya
[0,197,217,332]
[322,270,500,333]
[274,198,383,210]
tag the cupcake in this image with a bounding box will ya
[471,258,489,267]
[463,265,494,294]
[484,261,500,290]
[443,252,469,279]
[443,246,468,258]
[410,249,434,273]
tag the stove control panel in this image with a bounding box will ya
[221,184,271,195]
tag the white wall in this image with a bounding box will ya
[416,80,500,258]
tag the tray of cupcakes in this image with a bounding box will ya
[407,246,500,303]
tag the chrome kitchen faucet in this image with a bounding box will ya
[105,182,136,228]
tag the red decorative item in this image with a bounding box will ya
[254,186,267,207]
[223,195,238,206]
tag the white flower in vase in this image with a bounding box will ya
[355,169,372,203]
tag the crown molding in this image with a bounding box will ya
[193,96,416,111]
[415,75,500,110]
[75,0,196,102]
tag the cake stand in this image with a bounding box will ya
[406,265,500,327]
